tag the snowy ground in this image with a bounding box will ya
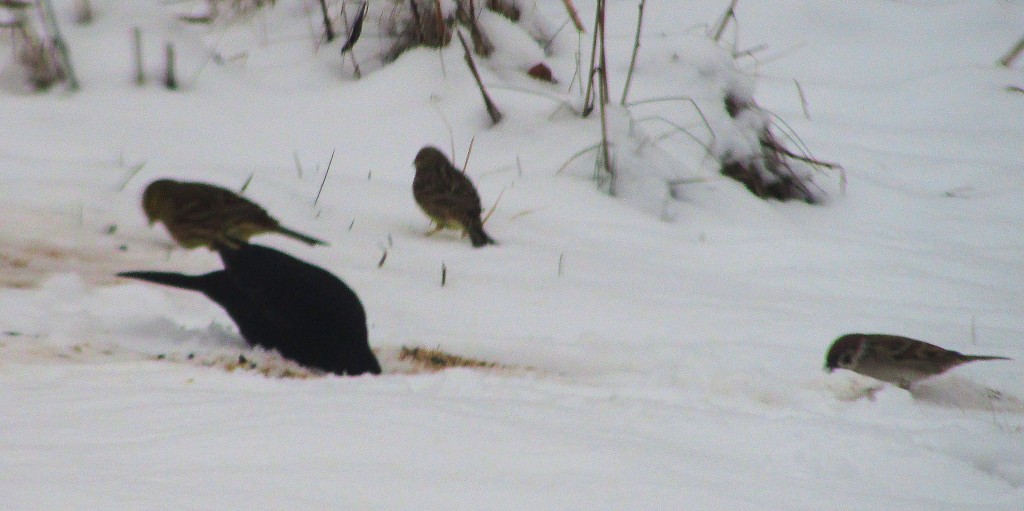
[1,1,1023,509]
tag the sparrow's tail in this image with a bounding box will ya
[964,354,1012,362]
[467,219,496,248]
[276,226,329,246]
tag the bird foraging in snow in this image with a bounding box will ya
[824,333,1010,389]
[141,178,327,250]
[118,243,381,376]
[412,146,496,248]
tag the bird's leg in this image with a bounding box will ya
[862,384,883,401]
[222,234,246,250]
[425,223,444,237]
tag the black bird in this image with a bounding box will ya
[119,243,381,376]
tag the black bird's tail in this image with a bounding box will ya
[117,271,218,292]
[275,226,329,247]
[467,219,496,248]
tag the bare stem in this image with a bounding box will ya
[456,30,503,125]
[38,0,79,90]
[458,0,493,56]
[594,0,613,190]
[340,2,368,79]
[133,27,145,86]
[711,0,738,42]
[163,42,177,90]
[761,134,841,170]
[620,0,645,106]
[317,0,335,42]
[314,148,336,206]
[462,136,476,172]
[793,78,810,119]
[481,185,506,226]
[597,0,609,105]
[581,0,602,117]
[409,0,424,44]
[433,0,447,44]
[598,66,614,192]
[560,0,585,33]
[999,35,1024,67]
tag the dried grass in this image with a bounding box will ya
[398,346,501,371]
[718,91,837,203]
[10,22,64,90]
[384,0,530,62]
[384,0,452,61]
[486,0,520,22]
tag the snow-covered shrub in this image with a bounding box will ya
[717,85,819,203]
[604,11,838,207]
[383,0,457,61]
[382,0,552,64]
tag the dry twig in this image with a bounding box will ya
[314,148,335,206]
[793,79,810,119]
[999,35,1024,67]
[317,0,335,42]
[399,346,499,371]
[456,30,503,124]
[620,0,645,106]
[163,42,177,90]
[711,0,738,42]
[559,0,585,33]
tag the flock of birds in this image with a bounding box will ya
[117,145,1011,390]
[140,146,495,251]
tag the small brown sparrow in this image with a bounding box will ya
[142,179,327,250]
[412,146,496,248]
[825,333,1010,389]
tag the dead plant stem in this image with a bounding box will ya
[456,30,503,124]
[999,35,1024,67]
[620,0,645,106]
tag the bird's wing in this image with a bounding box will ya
[438,168,484,213]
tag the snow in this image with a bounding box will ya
[1,0,1023,508]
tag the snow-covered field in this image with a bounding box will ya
[1,1,1023,508]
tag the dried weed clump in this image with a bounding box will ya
[17,27,64,90]
[1,5,64,90]
[399,345,500,371]
[384,0,533,61]
[706,1,840,203]
[719,92,825,203]
[384,0,452,61]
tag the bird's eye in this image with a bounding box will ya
[840,354,853,366]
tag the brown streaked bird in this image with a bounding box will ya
[824,333,1011,389]
[142,178,327,250]
[412,146,496,248]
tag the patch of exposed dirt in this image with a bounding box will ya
[0,239,173,289]
[0,337,522,379]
